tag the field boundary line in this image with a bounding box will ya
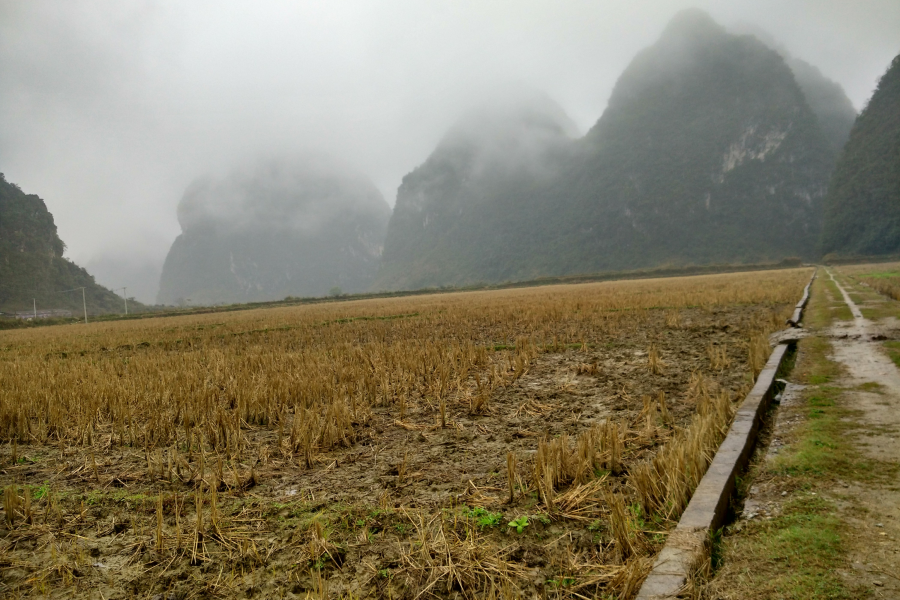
[636,268,817,600]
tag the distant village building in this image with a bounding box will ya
[10,309,73,321]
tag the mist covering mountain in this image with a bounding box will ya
[376,10,837,290]
[786,57,857,156]
[154,9,871,301]
[561,10,832,268]
[0,173,129,315]
[729,23,858,156]
[157,157,391,305]
[375,92,578,289]
[821,53,900,257]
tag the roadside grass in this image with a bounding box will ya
[809,277,851,327]
[857,299,900,322]
[854,270,900,279]
[703,306,876,599]
[860,304,900,320]
[883,342,900,370]
[836,272,878,301]
[713,496,850,600]
[771,382,891,484]
[847,289,870,306]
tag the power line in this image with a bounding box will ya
[3,280,133,321]
[0,282,91,295]
[1,286,88,324]
[56,286,90,294]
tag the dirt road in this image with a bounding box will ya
[826,269,900,595]
[708,268,900,598]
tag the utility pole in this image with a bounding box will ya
[81,287,88,324]
[119,287,128,315]
[33,298,36,320]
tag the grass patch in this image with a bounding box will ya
[806,277,848,328]
[794,336,841,385]
[855,270,900,280]
[775,346,893,485]
[883,341,900,370]
[771,387,866,481]
[856,381,883,392]
[724,497,853,600]
[819,277,854,322]
[831,269,900,319]
[847,290,869,305]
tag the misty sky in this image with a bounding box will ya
[2,1,899,303]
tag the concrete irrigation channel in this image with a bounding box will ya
[636,269,817,599]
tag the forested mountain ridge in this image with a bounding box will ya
[0,173,129,315]
[157,157,392,305]
[821,53,900,257]
[375,9,836,290]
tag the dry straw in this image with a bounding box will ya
[0,267,806,598]
[630,387,737,519]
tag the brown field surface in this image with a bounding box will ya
[0,269,810,599]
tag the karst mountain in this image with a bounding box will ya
[0,173,127,316]
[157,157,391,305]
[375,91,578,290]
[820,53,900,257]
[375,9,845,290]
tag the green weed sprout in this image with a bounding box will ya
[508,515,529,533]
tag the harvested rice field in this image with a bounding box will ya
[0,268,810,599]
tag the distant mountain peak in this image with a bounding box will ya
[438,88,578,152]
[729,22,857,154]
[0,175,132,315]
[158,155,391,305]
[375,10,835,291]
[660,8,725,42]
[374,90,577,290]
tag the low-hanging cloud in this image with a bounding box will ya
[1,0,898,303]
[176,155,388,236]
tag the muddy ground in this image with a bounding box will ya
[0,303,785,599]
